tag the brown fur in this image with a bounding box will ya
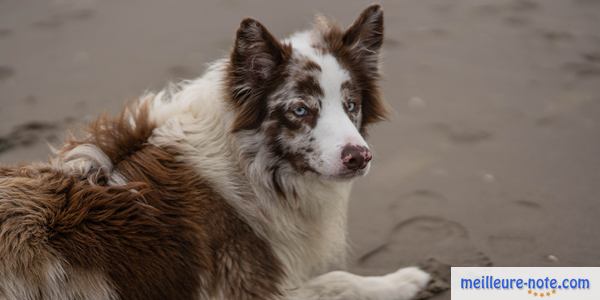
[228,19,293,132]
[61,99,156,167]
[0,103,283,300]
[340,80,361,125]
[295,75,324,99]
[302,61,322,72]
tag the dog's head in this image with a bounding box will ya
[227,5,387,180]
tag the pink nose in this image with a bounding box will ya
[341,145,372,171]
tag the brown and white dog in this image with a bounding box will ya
[0,5,430,300]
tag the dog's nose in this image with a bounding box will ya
[341,145,372,171]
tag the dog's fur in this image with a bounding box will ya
[0,5,430,300]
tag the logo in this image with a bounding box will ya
[452,267,597,300]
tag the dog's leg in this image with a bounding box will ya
[287,267,430,300]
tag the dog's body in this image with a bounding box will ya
[0,5,429,300]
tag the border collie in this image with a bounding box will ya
[0,5,430,300]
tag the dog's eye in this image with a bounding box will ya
[293,106,309,117]
[347,101,357,112]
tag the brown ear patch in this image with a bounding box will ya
[343,4,384,55]
[227,18,292,132]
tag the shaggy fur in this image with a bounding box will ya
[0,5,430,300]
[1,106,281,300]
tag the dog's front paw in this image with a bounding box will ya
[390,267,431,289]
[384,267,431,300]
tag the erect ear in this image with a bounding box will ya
[343,5,383,66]
[229,18,291,132]
[342,5,387,132]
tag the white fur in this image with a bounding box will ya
[289,267,430,300]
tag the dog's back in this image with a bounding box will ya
[0,109,282,300]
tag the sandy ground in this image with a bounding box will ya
[1,0,600,298]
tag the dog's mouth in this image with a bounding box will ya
[321,168,368,181]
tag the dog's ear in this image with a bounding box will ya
[232,18,289,83]
[341,5,387,132]
[343,5,383,70]
[229,18,291,132]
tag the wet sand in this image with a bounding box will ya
[1,0,600,298]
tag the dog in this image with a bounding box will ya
[0,5,430,300]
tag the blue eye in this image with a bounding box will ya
[293,106,308,117]
[347,101,357,112]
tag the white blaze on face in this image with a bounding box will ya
[288,32,370,177]
[313,55,369,176]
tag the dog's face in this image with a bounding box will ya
[228,5,387,180]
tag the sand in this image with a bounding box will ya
[1,0,599,298]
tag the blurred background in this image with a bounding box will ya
[1,0,599,299]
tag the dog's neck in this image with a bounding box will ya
[147,60,352,286]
